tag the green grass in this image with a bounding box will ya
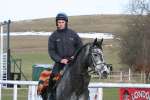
[12,51,53,80]
[103,88,119,100]
[1,88,119,100]
[2,88,28,100]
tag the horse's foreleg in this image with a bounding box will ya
[47,89,56,100]
[70,92,78,100]
[78,89,89,100]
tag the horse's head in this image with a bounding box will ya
[87,38,110,79]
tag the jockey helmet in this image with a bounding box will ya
[56,13,68,22]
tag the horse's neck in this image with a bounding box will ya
[71,47,89,75]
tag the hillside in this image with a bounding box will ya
[10,14,129,34]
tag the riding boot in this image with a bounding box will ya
[48,90,56,100]
[48,73,55,92]
[48,73,57,100]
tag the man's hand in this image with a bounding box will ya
[60,59,69,64]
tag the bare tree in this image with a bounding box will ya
[120,0,150,83]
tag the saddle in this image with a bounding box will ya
[37,70,62,95]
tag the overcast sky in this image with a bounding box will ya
[0,0,129,21]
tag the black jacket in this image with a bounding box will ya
[48,29,83,63]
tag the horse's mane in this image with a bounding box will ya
[69,43,91,65]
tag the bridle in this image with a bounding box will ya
[89,46,106,72]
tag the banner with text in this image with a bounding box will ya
[120,88,150,100]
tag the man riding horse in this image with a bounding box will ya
[48,13,83,100]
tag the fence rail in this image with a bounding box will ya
[0,80,38,100]
[92,70,146,83]
[1,80,150,100]
[89,82,150,88]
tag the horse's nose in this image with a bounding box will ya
[103,71,107,75]
[102,71,108,79]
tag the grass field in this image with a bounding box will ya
[1,88,119,100]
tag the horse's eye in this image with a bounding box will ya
[94,54,98,56]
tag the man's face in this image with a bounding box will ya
[57,20,66,30]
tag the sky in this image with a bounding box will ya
[0,0,129,22]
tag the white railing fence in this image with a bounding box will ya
[109,71,145,82]
[0,80,38,100]
[1,80,150,100]
[92,70,146,83]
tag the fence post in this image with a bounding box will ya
[0,84,1,100]
[98,88,103,100]
[13,84,17,100]
[141,71,142,82]
[28,85,40,100]
[32,85,36,100]
[28,85,32,100]
[129,68,131,81]
[144,72,146,83]
[120,72,123,82]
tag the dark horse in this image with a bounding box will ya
[47,38,109,100]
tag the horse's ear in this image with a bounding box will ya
[97,38,103,49]
[99,38,103,45]
[93,38,97,44]
[92,38,98,46]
